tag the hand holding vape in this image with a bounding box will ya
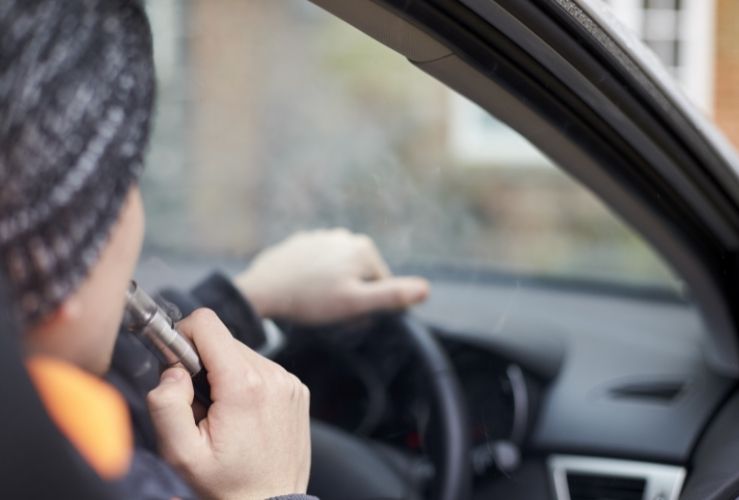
[124,281,212,407]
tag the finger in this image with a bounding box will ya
[356,235,391,279]
[349,276,430,314]
[175,308,246,377]
[176,309,272,403]
[147,367,201,463]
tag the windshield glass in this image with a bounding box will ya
[143,0,682,292]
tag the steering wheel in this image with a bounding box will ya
[306,314,472,500]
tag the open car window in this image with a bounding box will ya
[143,0,682,293]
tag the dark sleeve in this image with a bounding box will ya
[269,496,320,500]
[115,448,197,500]
[158,271,268,350]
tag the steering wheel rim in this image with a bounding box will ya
[301,312,471,500]
[395,314,471,500]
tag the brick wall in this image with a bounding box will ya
[714,0,739,149]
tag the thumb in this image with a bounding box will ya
[352,276,430,314]
[147,367,201,460]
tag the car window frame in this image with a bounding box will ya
[309,0,739,375]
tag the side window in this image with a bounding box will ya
[143,1,680,291]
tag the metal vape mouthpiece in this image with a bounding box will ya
[124,280,203,376]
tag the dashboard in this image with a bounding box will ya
[415,279,733,463]
[415,279,735,500]
[274,277,735,500]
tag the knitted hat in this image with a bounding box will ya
[0,0,155,326]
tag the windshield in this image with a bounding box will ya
[143,0,682,292]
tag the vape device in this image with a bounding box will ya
[124,281,212,407]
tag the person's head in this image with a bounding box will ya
[0,0,155,374]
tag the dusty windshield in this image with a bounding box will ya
[143,1,681,292]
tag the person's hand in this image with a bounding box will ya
[146,309,311,500]
[234,229,430,325]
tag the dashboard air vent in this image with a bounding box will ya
[549,455,686,500]
[608,381,685,403]
[566,472,645,500]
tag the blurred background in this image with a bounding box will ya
[140,0,736,291]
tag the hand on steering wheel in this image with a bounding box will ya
[233,229,429,324]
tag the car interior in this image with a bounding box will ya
[138,0,739,499]
[6,1,739,500]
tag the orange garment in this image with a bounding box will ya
[25,356,133,480]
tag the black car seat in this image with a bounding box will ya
[0,274,121,499]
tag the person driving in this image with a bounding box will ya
[0,1,429,498]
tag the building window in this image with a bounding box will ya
[603,0,715,113]
[447,93,553,169]
[642,0,682,72]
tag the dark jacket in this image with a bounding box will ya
[107,272,318,500]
